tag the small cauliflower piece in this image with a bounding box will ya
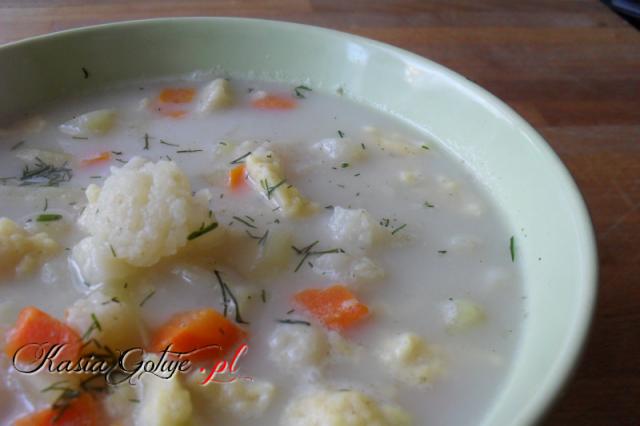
[364,126,426,156]
[282,389,411,426]
[77,157,213,267]
[65,289,144,351]
[312,137,366,163]
[379,332,444,387]
[0,217,58,277]
[136,373,193,426]
[71,236,139,285]
[269,324,329,371]
[441,298,486,332]
[188,375,275,420]
[250,229,293,277]
[15,148,71,168]
[59,109,117,137]
[312,253,383,285]
[104,383,138,421]
[197,78,234,112]
[328,207,386,253]
[245,145,316,218]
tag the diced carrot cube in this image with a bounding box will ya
[5,307,81,365]
[228,164,247,190]
[80,151,111,167]
[251,94,297,110]
[158,88,196,104]
[293,285,370,331]
[150,308,247,363]
[13,393,101,426]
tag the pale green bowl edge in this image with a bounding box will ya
[0,17,598,426]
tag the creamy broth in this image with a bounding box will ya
[0,76,523,425]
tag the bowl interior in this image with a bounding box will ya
[0,18,597,425]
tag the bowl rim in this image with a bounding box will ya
[0,16,598,425]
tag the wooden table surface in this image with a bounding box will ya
[1,0,638,424]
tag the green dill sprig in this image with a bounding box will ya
[232,216,257,229]
[246,229,269,246]
[510,236,515,262]
[36,213,62,222]
[139,290,156,307]
[276,319,311,326]
[293,85,312,98]
[291,240,345,272]
[260,178,287,200]
[214,270,249,324]
[0,157,74,187]
[230,152,251,165]
[391,224,407,235]
[187,222,218,240]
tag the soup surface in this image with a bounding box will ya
[0,75,523,426]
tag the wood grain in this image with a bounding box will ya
[0,0,638,424]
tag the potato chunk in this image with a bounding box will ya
[282,389,411,426]
[0,217,58,277]
[441,298,486,332]
[328,207,386,253]
[312,137,366,163]
[269,323,329,371]
[65,289,144,351]
[379,332,444,387]
[77,157,213,267]
[245,145,316,218]
[197,78,234,112]
[59,109,117,137]
[312,253,384,285]
[136,373,193,426]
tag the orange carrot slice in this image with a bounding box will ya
[293,285,370,331]
[13,393,101,426]
[150,308,247,363]
[80,151,111,167]
[158,88,196,104]
[251,94,297,110]
[161,110,188,119]
[5,307,82,365]
[228,164,247,190]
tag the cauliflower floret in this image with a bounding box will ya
[59,109,117,137]
[245,145,316,218]
[364,126,427,156]
[187,375,275,420]
[136,373,193,426]
[65,289,144,351]
[72,236,139,285]
[0,217,59,277]
[312,253,384,285]
[15,148,71,168]
[104,383,138,421]
[282,389,411,426]
[379,332,444,387]
[197,78,234,112]
[269,324,329,372]
[441,298,486,332]
[77,157,213,267]
[312,137,366,163]
[328,207,386,253]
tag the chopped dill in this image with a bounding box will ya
[260,178,287,200]
[43,198,48,211]
[438,250,448,254]
[276,319,311,326]
[81,67,90,79]
[510,236,515,262]
[143,133,150,150]
[2,157,74,187]
[246,229,269,246]
[160,139,179,147]
[391,224,407,235]
[421,144,430,150]
[261,289,267,303]
[424,201,435,208]
[291,240,344,272]
[36,213,62,222]
[109,244,117,258]
[214,270,249,324]
[338,130,345,138]
[111,151,123,155]
[10,140,25,151]
[341,163,349,168]
[72,136,89,140]
[230,152,251,165]
[176,149,203,153]
[293,85,312,98]
[361,143,366,150]
[139,290,156,307]
[233,216,257,229]
[187,222,218,240]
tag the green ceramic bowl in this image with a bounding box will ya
[0,17,597,425]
